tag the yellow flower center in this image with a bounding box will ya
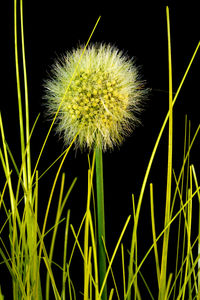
[65,70,128,128]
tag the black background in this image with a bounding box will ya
[1,1,200,298]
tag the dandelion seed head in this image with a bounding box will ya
[44,43,148,151]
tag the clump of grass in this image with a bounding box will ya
[0,1,200,300]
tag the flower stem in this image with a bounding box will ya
[95,147,107,300]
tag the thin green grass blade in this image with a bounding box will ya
[102,239,120,300]
[14,0,26,173]
[69,214,86,266]
[108,289,114,300]
[20,0,32,199]
[60,177,77,213]
[0,181,9,213]
[84,153,96,300]
[88,210,99,300]
[164,273,173,300]
[88,154,98,247]
[66,264,73,300]
[37,147,69,182]
[5,142,20,179]
[132,194,138,300]
[158,7,173,299]
[127,195,135,300]
[133,262,155,300]
[45,173,66,300]
[100,215,131,298]
[37,136,76,277]
[0,286,4,300]
[0,114,16,213]
[45,175,76,299]
[43,257,61,300]
[34,218,63,300]
[84,246,92,300]
[33,170,43,299]
[181,184,192,300]
[150,183,160,286]
[13,115,40,205]
[121,244,126,299]
[172,116,188,300]
[31,17,101,182]
[70,224,85,263]
[70,221,98,289]
[62,210,70,299]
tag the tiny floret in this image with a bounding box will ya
[44,43,147,151]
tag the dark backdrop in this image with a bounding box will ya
[1,1,200,298]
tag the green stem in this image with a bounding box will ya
[95,147,107,300]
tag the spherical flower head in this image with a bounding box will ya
[44,43,147,151]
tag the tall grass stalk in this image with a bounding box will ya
[172,116,188,300]
[14,0,42,297]
[158,6,173,299]
[84,153,96,300]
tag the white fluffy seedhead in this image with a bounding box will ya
[44,43,148,151]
